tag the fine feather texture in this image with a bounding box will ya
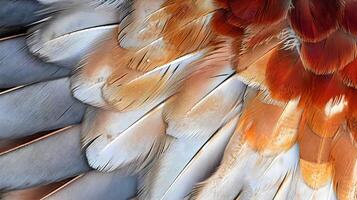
[42,172,137,200]
[340,0,357,36]
[0,78,85,139]
[190,143,300,200]
[331,127,357,200]
[0,0,357,199]
[140,74,245,199]
[339,57,357,89]
[70,32,120,107]
[190,96,303,199]
[80,101,166,148]
[0,36,70,88]
[227,0,290,26]
[300,31,357,75]
[288,0,339,42]
[71,30,208,110]
[85,102,168,173]
[37,0,127,8]
[0,0,48,37]
[159,116,239,200]
[27,5,124,67]
[0,126,90,191]
[1,179,73,200]
[102,50,208,111]
[118,0,216,50]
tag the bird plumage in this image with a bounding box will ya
[0,0,356,199]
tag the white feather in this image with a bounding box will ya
[140,75,246,199]
[27,6,121,67]
[191,139,300,200]
[161,116,239,200]
[293,169,337,200]
[85,102,167,173]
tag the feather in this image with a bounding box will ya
[139,72,245,199]
[265,45,311,102]
[0,78,85,139]
[117,0,168,49]
[85,102,168,173]
[300,31,357,75]
[331,127,357,200]
[241,19,288,51]
[0,0,48,37]
[1,0,356,199]
[75,0,217,111]
[0,36,70,88]
[339,57,357,89]
[42,172,137,200]
[1,179,72,200]
[136,42,243,200]
[288,0,339,42]
[80,91,168,148]
[70,32,120,108]
[118,0,216,50]
[72,32,207,110]
[190,96,302,199]
[340,0,357,36]
[27,5,123,67]
[294,165,337,200]
[159,116,239,200]
[227,0,290,26]
[236,29,285,73]
[190,141,299,200]
[102,50,208,111]
[210,9,244,37]
[37,0,127,8]
[236,145,299,200]
[163,55,241,139]
[0,126,90,191]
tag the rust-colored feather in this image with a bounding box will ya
[288,0,339,42]
[210,10,244,37]
[265,46,311,101]
[331,127,357,200]
[300,31,357,75]
[339,57,357,89]
[340,0,357,36]
[227,0,290,26]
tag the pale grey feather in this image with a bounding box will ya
[0,78,85,139]
[43,172,137,200]
[0,126,90,191]
[0,36,70,88]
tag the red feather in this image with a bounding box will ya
[289,0,339,42]
[300,31,357,75]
